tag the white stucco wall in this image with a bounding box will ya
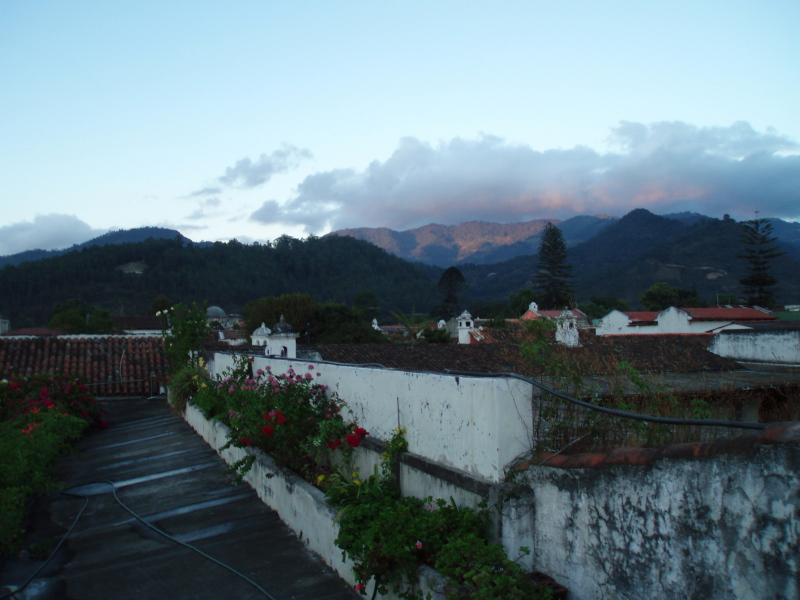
[708,329,800,364]
[596,310,633,335]
[214,353,534,482]
[264,357,534,482]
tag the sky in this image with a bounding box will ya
[1,1,799,256]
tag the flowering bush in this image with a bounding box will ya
[191,358,357,481]
[0,374,106,555]
[158,303,210,375]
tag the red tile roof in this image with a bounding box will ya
[303,328,741,376]
[0,335,168,396]
[681,307,777,322]
[624,312,659,323]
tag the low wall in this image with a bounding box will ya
[183,403,448,600]
[517,441,800,600]
[215,353,535,482]
[708,328,800,365]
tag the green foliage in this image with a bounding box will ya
[193,358,357,481]
[244,293,317,340]
[436,266,467,319]
[508,288,538,318]
[738,218,785,307]
[167,362,212,414]
[436,536,546,600]
[0,234,438,327]
[533,223,574,310]
[159,302,209,375]
[49,298,116,334]
[0,374,104,555]
[639,282,703,311]
[352,290,381,321]
[578,295,631,321]
[309,302,387,344]
[148,294,173,316]
[420,327,451,343]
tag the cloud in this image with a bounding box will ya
[187,197,222,220]
[249,122,800,233]
[218,145,312,189]
[0,214,106,256]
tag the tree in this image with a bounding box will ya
[738,218,785,307]
[49,299,116,334]
[639,282,703,311]
[436,266,467,319]
[532,223,574,309]
[352,290,380,321]
[148,294,173,316]
[578,295,631,321]
[509,288,538,317]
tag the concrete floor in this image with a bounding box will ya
[0,397,359,600]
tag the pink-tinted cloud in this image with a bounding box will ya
[249,122,800,233]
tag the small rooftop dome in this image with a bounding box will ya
[207,306,227,319]
[252,322,272,336]
[273,315,293,334]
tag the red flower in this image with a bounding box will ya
[327,439,342,450]
[275,411,287,424]
[239,436,252,446]
[345,433,361,448]
[354,427,368,438]
[262,425,274,438]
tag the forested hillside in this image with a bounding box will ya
[462,211,800,307]
[0,235,439,327]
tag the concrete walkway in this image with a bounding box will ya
[1,397,359,600]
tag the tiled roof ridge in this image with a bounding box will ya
[514,421,800,471]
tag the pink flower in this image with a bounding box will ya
[304,372,313,380]
[355,583,365,592]
[308,365,315,370]
[416,540,423,550]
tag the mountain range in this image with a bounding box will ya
[1,209,798,327]
[328,215,618,266]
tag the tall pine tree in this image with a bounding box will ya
[533,223,574,309]
[738,218,784,307]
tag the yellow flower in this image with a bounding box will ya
[353,479,361,486]
[316,475,326,485]
[200,383,207,389]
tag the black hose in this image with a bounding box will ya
[0,495,89,600]
[443,369,768,430]
[1,481,279,600]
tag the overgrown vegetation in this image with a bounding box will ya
[0,374,106,555]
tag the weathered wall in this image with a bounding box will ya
[517,445,800,600]
[212,352,800,600]
[708,329,800,365]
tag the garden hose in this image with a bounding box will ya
[443,369,768,430]
[0,495,89,600]
[1,480,278,600]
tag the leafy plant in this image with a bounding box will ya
[436,536,548,600]
[192,358,357,481]
[0,374,103,555]
[167,361,211,415]
[158,302,209,375]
